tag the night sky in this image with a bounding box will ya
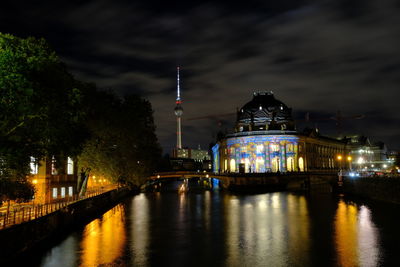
[1,0,399,153]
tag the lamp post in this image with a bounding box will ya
[337,155,342,170]
[347,156,352,171]
[337,155,343,186]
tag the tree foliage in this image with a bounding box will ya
[0,33,87,201]
[79,91,161,187]
[0,33,162,200]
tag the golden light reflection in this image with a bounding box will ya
[335,201,359,267]
[225,193,310,266]
[80,204,126,266]
[225,195,240,265]
[203,191,211,231]
[287,194,310,264]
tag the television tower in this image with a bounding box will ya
[174,67,183,149]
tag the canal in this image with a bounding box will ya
[22,190,400,267]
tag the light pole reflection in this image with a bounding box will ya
[334,200,379,267]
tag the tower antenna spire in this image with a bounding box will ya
[174,66,183,149]
[176,66,181,102]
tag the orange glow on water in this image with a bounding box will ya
[80,204,126,266]
[335,201,359,267]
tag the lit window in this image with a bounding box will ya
[298,157,305,172]
[230,159,236,172]
[287,157,294,171]
[52,188,58,198]
[256,145,264,153]
[68,186,73,196]
[30,157,38,174]
[61,187,65,198]
[51,156,57,175]
[67,157,74,175]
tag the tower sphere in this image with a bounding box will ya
[174,104,183,117]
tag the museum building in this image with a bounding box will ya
[212,91,347,173]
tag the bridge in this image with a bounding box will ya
[148,171,340,191]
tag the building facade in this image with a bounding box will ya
[212,92,346,173]
[172,147,210,162]
[28,156,78,204]
[346,135,395,171]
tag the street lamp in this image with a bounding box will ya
[337,155,343,170]
[347,156,352,170]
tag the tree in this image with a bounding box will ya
[79,92,161,187]
[0,33,87,201]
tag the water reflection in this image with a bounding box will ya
[130,193,149,266]
[225,193,310,266]
[80,204,126,266]
[30,192,388,267]
[334,200,379,267]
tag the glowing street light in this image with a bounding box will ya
[337,155,343,170]
[347,156,352,170]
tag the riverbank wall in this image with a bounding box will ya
[218,172,337,193]
[0,187,133,263]
[342,177,400,204]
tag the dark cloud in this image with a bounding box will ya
[1,0,399,152]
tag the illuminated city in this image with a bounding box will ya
[1,1,400,267]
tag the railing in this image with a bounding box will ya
[0,185,116,229]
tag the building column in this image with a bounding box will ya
[280,141,286,172]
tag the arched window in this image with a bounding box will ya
[272,157,280,172]
[256,157,265,173]
[287,157,294,171]
[298,157,305,172]
[244,158,250,173]
[230,159,236,172]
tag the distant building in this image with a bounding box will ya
[171,147,211,171]
[212,91,347,173]
[172,147,210,162]
[28,156,78,204]
[345,135,394,171]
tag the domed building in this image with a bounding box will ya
[236,91,295,132]
[212,91,347,173]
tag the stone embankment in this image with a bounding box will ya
[0,187,133,263]
[342,177,400,204]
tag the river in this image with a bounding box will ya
[23,190,400,267]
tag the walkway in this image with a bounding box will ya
[0,185,116,229]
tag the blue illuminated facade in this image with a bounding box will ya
[212,92,346,174]
[213,133,303,173]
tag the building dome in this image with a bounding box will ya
[236,91,295,132]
